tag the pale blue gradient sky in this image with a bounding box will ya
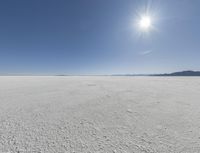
[0,0,199,75]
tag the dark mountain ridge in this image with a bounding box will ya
[152,70,200,76]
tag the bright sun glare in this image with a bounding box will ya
[139,16,152,30]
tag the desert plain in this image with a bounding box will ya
[0,76,200,153]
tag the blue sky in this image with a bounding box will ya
[0,0,200,75]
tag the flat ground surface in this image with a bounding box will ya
[0,76,200,153]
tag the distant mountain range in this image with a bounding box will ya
[55,71,200,76]
[152,71,200,76]
[112,71,200,76]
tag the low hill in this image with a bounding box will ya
[153,71,200,76]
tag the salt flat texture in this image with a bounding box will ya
[0,76,200,153]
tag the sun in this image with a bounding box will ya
[139,16,152,30]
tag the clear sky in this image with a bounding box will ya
[0,0,200,75]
